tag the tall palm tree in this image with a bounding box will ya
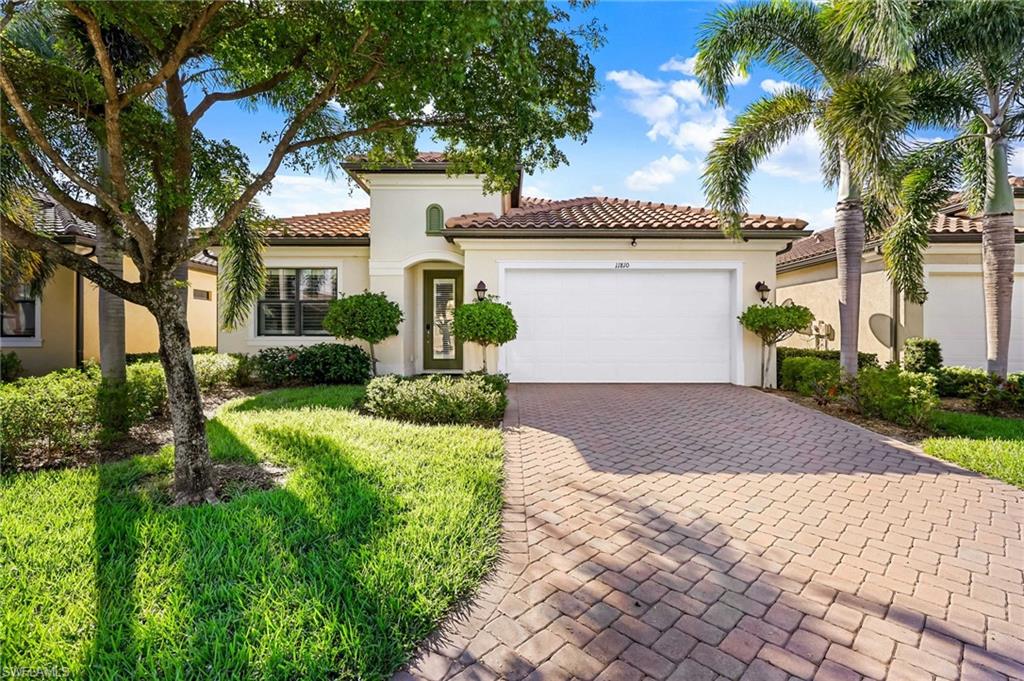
[833,0,1024,377]
[695,0,911,377]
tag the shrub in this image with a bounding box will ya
[250,343,371,387]
[452,298,518,374]
[969,372,1024,415]
[933,365,989,398]
[780,357,841,405]
[851,365,938,427]
[0,369,100,464]
[363,374,508,425]
[465,370,510,394]
[126,346,216,364]
[323,292,403,376]
[193,353,243,390]
[737,303,814,388]
[903,337,943,373]
[776,347,879,387]
[291,343,371,385]
[1,351,22,382]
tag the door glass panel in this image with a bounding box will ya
[432,278,456,360]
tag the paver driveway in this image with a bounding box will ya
[399,384,1024,681]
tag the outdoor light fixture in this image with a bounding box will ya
[755,281,771,303]
[475,280,488,301]
[630,237,637,247]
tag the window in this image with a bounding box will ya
[193,289,212,301]
[426,204,444,234]
[257,268,336,336]
[1,284,37,338]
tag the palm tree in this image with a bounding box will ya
[833,0,1024,377]
[695,0,911,376]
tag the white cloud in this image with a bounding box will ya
[625,154,694,191]
[627,94,679,124]
[607,70,664,96]
[522,184,551,200]
[761,128,822,182]
[660,54,749,85]
[669,79,706,104]
[760,79,795,95]
[591,109,603,119]
[591,184,606,195]
[1010,147,1024,176]
[259,175,368,218]
[660,55,698,75]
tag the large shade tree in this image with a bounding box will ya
[833,0,1024,377]
[0,0,599,503]
[695,0,913,376]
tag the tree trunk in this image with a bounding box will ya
[481,344,488,374]
[981,135,1016,378]
[96,150,125,382]
[834,157,865,377]
[368,343,377,377]
[151,282,215,505]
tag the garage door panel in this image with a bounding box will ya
[503,267,735,383]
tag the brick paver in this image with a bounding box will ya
[398,385,1024,681]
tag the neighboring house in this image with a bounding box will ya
[216,153,808,385]
[0,195,219,375]
[777,177,1024,371]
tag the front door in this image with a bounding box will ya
[423,270,463,370]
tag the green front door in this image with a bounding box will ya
[423,270,463,370]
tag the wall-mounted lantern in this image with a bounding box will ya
[474,281,488,301]
[755,281,771,303]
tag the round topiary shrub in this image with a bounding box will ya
[323,291,403,376]
[903,337,943,373]
[452,298,518,373]
[738,303,814,388]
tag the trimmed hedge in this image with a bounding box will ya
[969,372,1024,415]
[903,338,943,373]
[780,357,841,405]
[852,365,938,427]
[250,343,371,387]
[126,346,217,364]
[362,374,508,425]
[776,347,878,387]
[933,365,989,398]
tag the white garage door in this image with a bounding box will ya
[924,272,1024,372]
[501,266,735,383]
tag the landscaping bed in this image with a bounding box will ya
[0,385,505,679]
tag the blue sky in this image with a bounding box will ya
[198,1,1024,231]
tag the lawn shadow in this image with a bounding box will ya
[224,385,364,414]
[85,419,404,679]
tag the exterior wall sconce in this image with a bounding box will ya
[630,238,637,247]
[755,281,771,303]
[474,281,488,301]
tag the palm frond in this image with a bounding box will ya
[702,88,818,237]
[825,0,918,71]
[958,117,987,215]
[217,207,268,331]
[695,1,847,106]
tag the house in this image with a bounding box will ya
[0,195,219,375]
[216,154,808,385]
[777,177,1024,371]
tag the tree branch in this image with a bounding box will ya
[0,216,148,306]
[188,64,297,126]
[120,1,227,105]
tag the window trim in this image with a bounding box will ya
[0,291,42,348]
[255,267,338,338]
[426,203,444,234]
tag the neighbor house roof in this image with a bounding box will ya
[34,195,217,269]
[777,212,1024,271]
[264,208,371,243]
[444,196,808,237]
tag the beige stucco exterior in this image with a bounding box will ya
[216,170,796,386]
[2,255,218,376]
[777,194,1024,371]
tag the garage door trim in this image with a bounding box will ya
[496,260,745,383]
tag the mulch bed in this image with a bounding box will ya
[10,386,266,473]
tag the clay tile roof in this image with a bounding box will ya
[265,208,370,240]
[1012,175,1024,188]
[778,207,1022,268]
[447,196,808,233]
[345,151,448,165]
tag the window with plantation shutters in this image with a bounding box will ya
[257,268,336,336]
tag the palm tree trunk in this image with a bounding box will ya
[151,279,215,504]
[981,135,1016,378]
[834,156,865,376]
[96,149,125,382]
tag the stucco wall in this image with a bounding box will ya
[457,237,791,387]
[82,258,219,359]
[216,246,370,355]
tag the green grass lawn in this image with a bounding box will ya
[0,386,504,680]
[923,410,1024,488]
